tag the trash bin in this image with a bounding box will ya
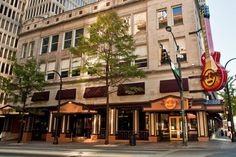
[129,134,136,146]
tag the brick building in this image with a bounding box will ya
[1,0,223,143]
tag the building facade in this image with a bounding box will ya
[0,0,27,140]
[24,0,98,21]
[1,0,223,143]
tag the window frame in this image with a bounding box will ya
[74,28,84,46]
[63,31,72,49]
[172,5,183,26]
[157,8,168,29]
[51,34,59,52]
[41,37,49,54]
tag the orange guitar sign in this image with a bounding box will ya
[200,5,227,91]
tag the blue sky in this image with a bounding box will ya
[208,0,236,79]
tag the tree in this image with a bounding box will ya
[217,76,236,117]
[70,11,145,144]
[0,58,45,143]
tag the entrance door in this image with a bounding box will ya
[74,115,92,138]
[169,116,182,140]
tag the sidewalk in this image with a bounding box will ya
[1,138,236,151]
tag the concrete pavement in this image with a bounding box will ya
[0,137,235,151]
[1,137,236,157]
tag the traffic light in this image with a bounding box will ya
[160,44,169,64]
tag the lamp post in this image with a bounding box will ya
[225,58,236,142]
[166,26,187,146]
[53,70,62,145]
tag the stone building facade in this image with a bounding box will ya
[24,0,98,21]
[1,0,223,143]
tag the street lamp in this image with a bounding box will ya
[53,70,62,145]
[225,58,236,142]
[166,26,187,146]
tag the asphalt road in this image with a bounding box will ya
[0,146,236,157]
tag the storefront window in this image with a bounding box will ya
[187,113,198,141]
[118,109,133,131]
[187,113,197,130]
[160,114,169,130]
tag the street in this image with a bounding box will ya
[0,140,236,157]
[0,147,236,157]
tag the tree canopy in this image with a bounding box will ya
[217,76,236,116]
[70,11,145,87]
[0,59,45,105]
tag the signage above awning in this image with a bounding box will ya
[57,102,96,114]
[144,95,188,112]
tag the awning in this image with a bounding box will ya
[117,82,145,96]
[55,88,76,100]
[0,105,20,115]
[160,78,189,93]
[31,91,50,102]
[83,86,107,98]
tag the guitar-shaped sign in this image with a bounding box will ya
[200,4,227,91]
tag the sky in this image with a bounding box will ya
[208,0,236,79]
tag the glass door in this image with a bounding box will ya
[169,116,182,140]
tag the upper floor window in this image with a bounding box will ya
[41,37,49,54]
[0,4,3,14]
[28,41,35,57]
[157,9,167,29]
[41,34,59,54]
[71,57,81,77]
[51,35,59,52]
[47,62,56,80]
[159,40,170,65]
[60,59,70,78]
[1,63,5,73]
[21,43,27,58]
[133,12,146,35]
[173,6,183,25]
[64,31,72,49]
[121,16,131,34]
[40,64,46,73]
[134,45,147,68]
[75,28,84,46]
[176,37,187,62]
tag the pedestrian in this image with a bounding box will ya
[220,129,224,136]
[227,130,232,139]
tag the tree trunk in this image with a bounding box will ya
[105,61,110,144]
[17,97,26,143]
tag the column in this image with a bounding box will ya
[110,109,116,135]
[149,112,157,142]
[197,111,209,141]
[150,113,156,136]
[98,114,101,134]
[62,115,66,134]
[48,112,53,133]
[66,115,70,133]
[92,114,98,135]
[109,108,116,142]
[91,114,99,141]
[134,110,139,134]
